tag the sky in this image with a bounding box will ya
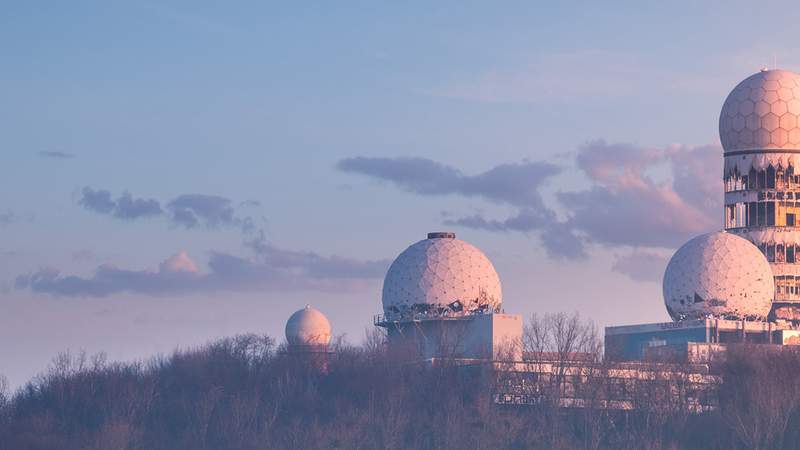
[3,1,800,389]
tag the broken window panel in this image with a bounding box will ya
[767,165,776,189]
[727,205,735,228]
[767,202,776,226]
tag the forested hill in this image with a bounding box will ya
[1,333,800,449]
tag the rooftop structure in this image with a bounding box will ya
[285,305,332,349]
[377,232,520,361]
[380,232,502,322]
[285,305,332,372]
[605,318,799,361]
[662,231,774,321]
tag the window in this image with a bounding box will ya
[768,165,776,189]
[788,213,796,227]
[767,244,775,262]
[777,244,785,262]
[788,245,796,263]
[727,205,734,228]
[758,202,767,226]
[749,202,758,226]
[767,202,776,226]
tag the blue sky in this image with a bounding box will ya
[2,1,800,388]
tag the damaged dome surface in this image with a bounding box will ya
[663,231,774,321]
[381,232,502,320]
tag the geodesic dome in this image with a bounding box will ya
[381,232,502,321]
[720,69,800,153]
[663,231,774,321]
[285,305,332,347]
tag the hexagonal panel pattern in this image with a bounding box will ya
[663,232,773,321]
[720,69,800,151]
[382,234,502,320]
[285,305,332,346]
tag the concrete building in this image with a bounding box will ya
[375,312,522,361]
[605,318,800,361]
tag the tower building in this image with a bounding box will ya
[605,69,800,360]
[721,69,800,320]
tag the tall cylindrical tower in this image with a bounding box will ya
[721,68,800,320]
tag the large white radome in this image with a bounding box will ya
[720,69,800,152]
[382,232,502,320]
[285,305,332,346]
[663,231,774,321]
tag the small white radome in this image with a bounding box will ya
[663,231,774,321]
[285,305,332,346]
[381,232,502,320]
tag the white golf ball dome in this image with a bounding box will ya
[663,231,774,321]
[382,232,502,319]
[719,69,800,152]
[285,305,332,346]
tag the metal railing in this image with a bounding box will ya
[374,309,494,326]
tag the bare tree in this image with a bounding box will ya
[720,345,800,450]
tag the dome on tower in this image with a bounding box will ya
[663,231,774,321]
[381,232,502,320]
[720,69,800,153]
[285,305,332,347]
